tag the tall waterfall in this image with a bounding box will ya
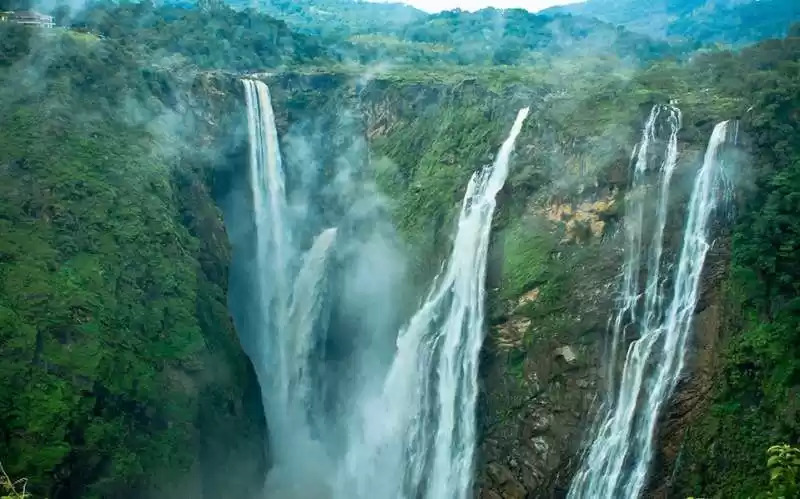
[241,79,337,473]
[569,117,734,498]
[337,108,530,499]
[605,105,681,394]
[242,78,531,497]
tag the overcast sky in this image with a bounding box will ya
[369,0,584,13]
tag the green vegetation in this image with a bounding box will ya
[0,24,263,497]
[226,0,425,39]
[666,31,800,498]
[0,0,798,496]
[766,444,800,498]
[399,8,674,65]
[70,1,328,70]
[500,217,560,302]
[1,460,29,499]
[547,0,800,46]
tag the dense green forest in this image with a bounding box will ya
[673,30,800,497]
[0,21,265,498]
[0,0,799,497]
[546,0,800,46]
[225,0,426,38]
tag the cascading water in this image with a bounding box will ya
[242,79,292,420]
[337,108,530,499]
[605,105,681,394]
[241,79,338,474]
[242,77,531,497]
[569,118,734,499]
[287,227,338,420]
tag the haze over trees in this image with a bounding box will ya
[0,0,798,497]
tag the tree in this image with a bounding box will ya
[766,445,800,498]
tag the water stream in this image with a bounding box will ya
[569,117,734,498]
[241,77,530,498]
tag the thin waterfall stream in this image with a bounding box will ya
[569,115,735,499]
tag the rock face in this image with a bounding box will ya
[350,76,630,497]
[260,72,737,499]
[646,234,731,497]
[478,224,621,498]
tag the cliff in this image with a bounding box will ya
[1,12,798,498]
[0,27,266,498]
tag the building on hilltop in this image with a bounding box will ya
[8,10,55,28]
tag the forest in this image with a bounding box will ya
[0,1,798,498]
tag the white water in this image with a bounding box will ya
[243,79,291,418]
[242,79,337,465]
[288,227,338,417]
[336,107,530,499]
[569,118,733,498]
[243,78,532,497]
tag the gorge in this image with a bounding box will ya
[0,2,799,499]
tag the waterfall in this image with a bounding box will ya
[242,78,292,421]
[605,105,673,393]
[242,78,531,497]
[337,108,530,499]
[287,227,338,420]
[241,79,337,472]
[569,118,734,498]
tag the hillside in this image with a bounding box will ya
[0,0,799,498]
[392,8,674,65]
[337,7,676,66]
[162,1,674,66]
[226,0,426,38]
[545,0,800,45]
[71,1,329,70]
[0,23,266,497]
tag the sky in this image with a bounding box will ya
[369,0,584,13]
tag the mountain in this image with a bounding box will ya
[154,1,675,67]
[544,0,800,45]
[1,0,800,498]
[220,0,427,38]
[391,8,674,65]
[72,1,329,70]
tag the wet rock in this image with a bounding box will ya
[486,463,527,499]
[515,287,541,309]
[480,489,503,499]
[555,345,578,364]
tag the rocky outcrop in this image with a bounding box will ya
[543,196,617,243]
[256,71,737,499]
[478,212,622,498]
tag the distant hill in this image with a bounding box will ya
[71,2,329,70]
[543,0,800,45]
[157,1,675,67]
[384,8,675,65]
[225,0,426,38]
